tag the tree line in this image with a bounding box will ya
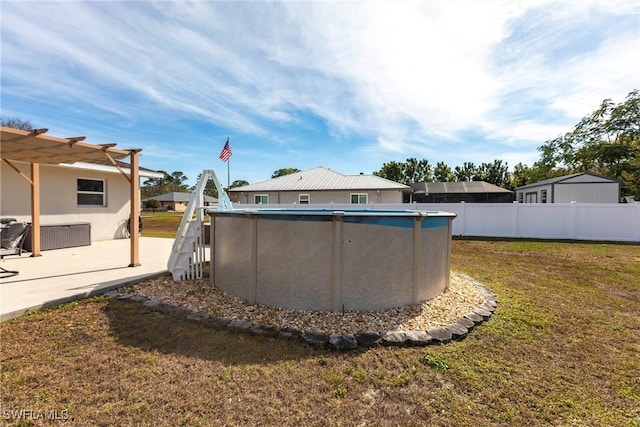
[141,168,300,199]
[3,90,637,199]
[373,89,639,198]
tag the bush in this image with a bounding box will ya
[143,199,160,210]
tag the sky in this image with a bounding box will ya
[1,0,638,186]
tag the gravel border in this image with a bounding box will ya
[106,272,497,351]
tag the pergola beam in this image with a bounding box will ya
[66,136,86,145]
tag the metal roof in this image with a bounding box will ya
[515,172,617,190]
[229,167,410,192]
[411,181,513,194]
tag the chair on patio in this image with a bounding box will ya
[0,221,30,278]
[1,221,31,259]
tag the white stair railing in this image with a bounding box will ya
[167,169,232,280]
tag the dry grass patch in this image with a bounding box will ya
[1,239,639,426]
[139,211,184,238]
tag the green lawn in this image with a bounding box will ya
[1,239,638,426]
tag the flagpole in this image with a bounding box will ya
[219,136,232,191]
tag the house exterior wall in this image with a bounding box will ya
[1,161,132,241]
[232,189,404,205]
[158,201,188,212]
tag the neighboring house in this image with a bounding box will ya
[515,172,620,203]
[143,192,218,212]
[1,160,163,242]
[410,181,514,203]
[229,166,410,204]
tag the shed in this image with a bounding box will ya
[515,172,620,203]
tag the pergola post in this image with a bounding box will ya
[128,150,141,267]
[30,163,41,257]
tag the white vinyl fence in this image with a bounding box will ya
[228,203,640,242]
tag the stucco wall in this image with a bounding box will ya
[232,189,405,205]
[1,161,132,241]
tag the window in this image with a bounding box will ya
[541,190,548,204]
[350,193,368,204]
[254,194,269,204]
[299,194,310,204]
[77,178,105,206]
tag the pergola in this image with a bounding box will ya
[0,126,142,267]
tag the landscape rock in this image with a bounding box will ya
[404,330,432,346]
[483,298,498,308]
[474,307,493,320]
[186,312,210,322]
[355,332,382,347]
[102,290,120,298]
[427,327,452,343]
[381,331,407,346]
[279,327,303,339]
[251,324,279,337]
[121,270,497,350]
[227,320,253,332]
[445,323,468,340]
[483,292,498,303]
[329,334,358,351]
[304,332,329,348]
[480,302,496,312]
[204,317,232,329]
[464,312,484,324]
[143,299,161,309]
[455,316,475,330]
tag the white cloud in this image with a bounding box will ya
[1,0,637,176]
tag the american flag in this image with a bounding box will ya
[219,138,232,162]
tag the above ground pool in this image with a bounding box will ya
[207,208,456,312]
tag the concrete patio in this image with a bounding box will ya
[0,237,181,321]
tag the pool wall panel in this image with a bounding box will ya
[341,222,413,311]
[214,216,255,302]
[210,210,455,312]
[256,219,333,310]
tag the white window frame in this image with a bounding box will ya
[77,178,106,207]
[299,194,310,204]
[350,193,368,204]
[541,190,548,204]
[254,194,269,204]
